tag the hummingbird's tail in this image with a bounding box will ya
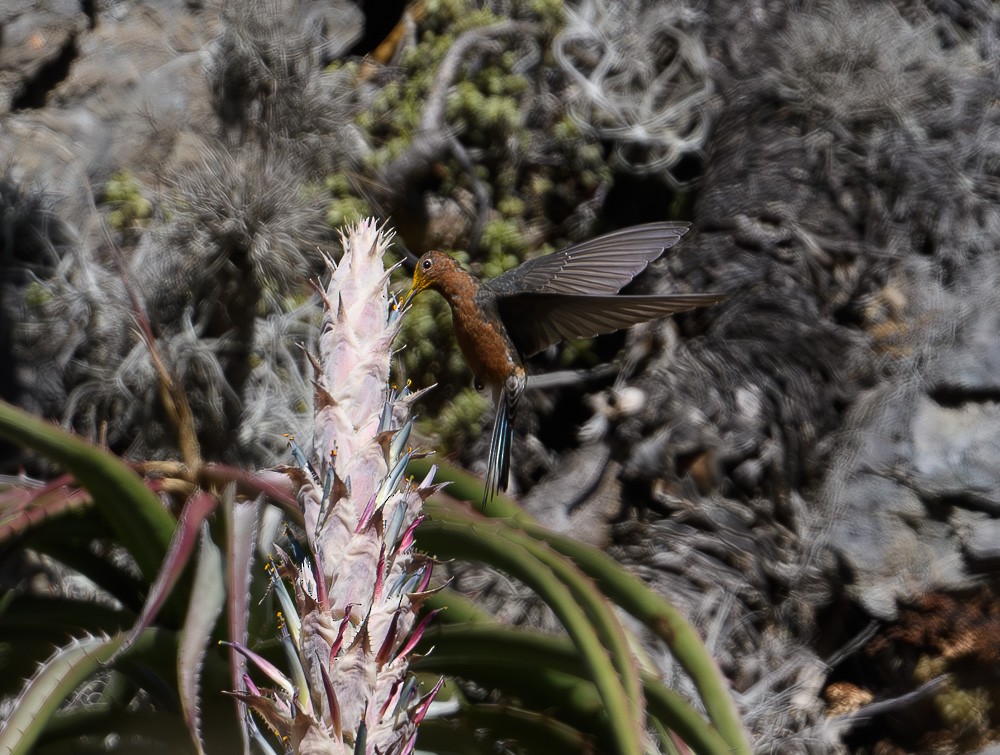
[482,385,516,510]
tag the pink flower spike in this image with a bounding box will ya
[394,608,441,662]
[220,641,294,696]
[398,515,425,552]
[413,677,445,725]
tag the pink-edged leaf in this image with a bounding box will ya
[227,691,291,737]
[329,607,354,661]
[318,661,342,739]
[416,563,433,594]
[397,515,424,553]
[312,548,329,610]
[225,489,260,755]
[400,731,419,755]
[413,677,445,725]
[221,641,294,696]
[179,523,225,755]
[355,492,377,533]
[243,673,261,697]
[117,490,218,659]
[0,475,90,542]
[394,609,442,662]
[373,544,387,604]
[375,610,400,668]
[377,677,403,721]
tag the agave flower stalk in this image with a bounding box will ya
[235,219,441,754]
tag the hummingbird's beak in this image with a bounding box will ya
[400,283,419,311]
[400,271,430,311]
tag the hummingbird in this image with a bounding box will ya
[401,222,726,508]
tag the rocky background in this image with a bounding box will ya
[2,0,1000,751]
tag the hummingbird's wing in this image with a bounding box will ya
[487,222,690,296]
[497,292,727,357]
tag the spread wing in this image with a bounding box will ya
[497,292,728,357]
[486,222,690,296]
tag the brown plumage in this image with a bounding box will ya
[402,222,727,508]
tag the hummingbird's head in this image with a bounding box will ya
[402,251,468,307]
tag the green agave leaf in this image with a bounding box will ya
[0,400,175,581]
[224,489,261,755]
[120,491,218,656]
[413,621,731,755]
[179,523,226,755]
[414,517,645,755]
[0,632,129,755]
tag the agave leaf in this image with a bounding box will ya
[0,633,125,755]
[0,399,175,581]
[414,517,645,755]
[119,490,218,657]
[224,488,261,755]
[0,474,90,544]
[179,522,226,755]
[412,622,732,755]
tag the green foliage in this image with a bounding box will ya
[22,280,52,309]
[324,173,372,229]
[103,171,153,231]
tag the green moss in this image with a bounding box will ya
[324,172,372,230]
[934,683,990,735]
[23,281,52,309]
[103,171,153,231]
[326,196,371,229]
[479,219,527,271]
[497,196,525,218]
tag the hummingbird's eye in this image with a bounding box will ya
[421,258,432,271]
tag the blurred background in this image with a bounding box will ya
[2,0,1000,750]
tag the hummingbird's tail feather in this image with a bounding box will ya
[482,387,514,510]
